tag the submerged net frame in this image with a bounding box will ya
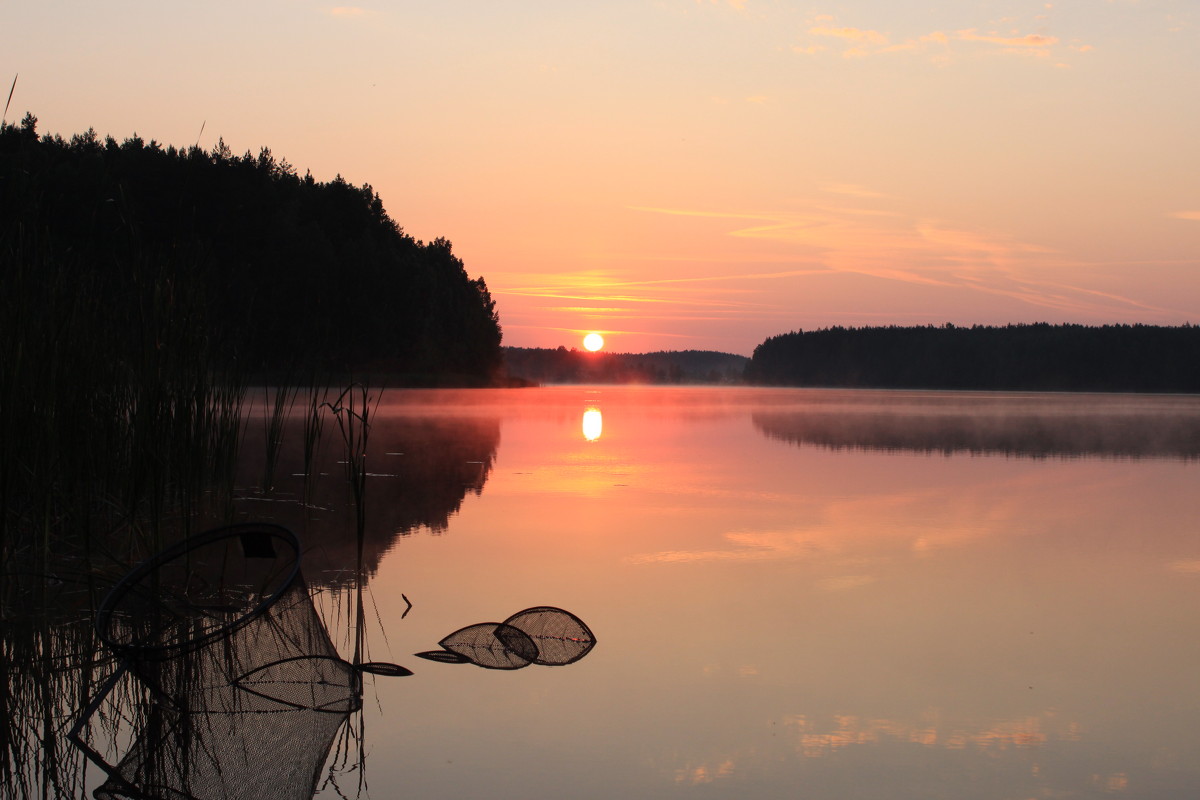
[73,523,409,800]
[88,579,362,800]
[94,523,302,662]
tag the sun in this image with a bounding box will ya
[583,332,605,352]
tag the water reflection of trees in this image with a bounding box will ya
[752,397,1200,459]
[238,407,501,584]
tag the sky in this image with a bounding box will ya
[5,0,1198,355]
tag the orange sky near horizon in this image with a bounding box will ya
[5,0,1198,355]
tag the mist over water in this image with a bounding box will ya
[749,390,1200,459]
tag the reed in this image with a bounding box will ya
[325,383,375,544]
[0,605,129,800]
[0,231,246,798]
[0,232,393,798]
[261,383,299,493]
[300,381,330,510]
[322,381,379,689]
[2,235,245,537]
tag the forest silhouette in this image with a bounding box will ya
[0,113,501,382]
[746,323,1200,393]
[502,347,747,384]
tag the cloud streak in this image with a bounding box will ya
[953,29,1059,47]
[802,17,1077,61]
[495,185,1189,350]
[809,25,889,45]
[627,202,1182,320]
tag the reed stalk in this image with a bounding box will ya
[325,383,374,546]
[300,382,330,510]
[261,383,299,494]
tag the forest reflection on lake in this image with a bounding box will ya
[8,386,1200,799]
[749,390,1200,459]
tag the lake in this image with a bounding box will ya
[17,386,1200,799]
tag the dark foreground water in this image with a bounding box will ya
[16,386,1200,799]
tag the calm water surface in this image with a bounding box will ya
[37,386,1200,799]
[279,386,1200,800]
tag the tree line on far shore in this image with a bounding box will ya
[745,323,1200,393]
[502,347,748,385]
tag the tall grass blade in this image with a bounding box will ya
[2,74,15,124]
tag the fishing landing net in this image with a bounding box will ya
[73,523,409,800]
[94,523,302,662]
[416,606,597,670]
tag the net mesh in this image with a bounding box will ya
[93,700,351,800]
[94,578,359,800]
[503,606,596,666]
[424,606,596,670]
[438,622,538,670]
[80,525,390,800]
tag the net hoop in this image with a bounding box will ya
[503,606,597,666]
[95,523,302,661]
[438,622,539,670]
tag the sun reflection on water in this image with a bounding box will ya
[582,407,603,442]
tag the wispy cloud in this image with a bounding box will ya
[808,25,889,45]
[1170,211,1200,221]
[823,183,888,199]
[628,529,832,565]
[328,6,367,17]
[626,202,1181,320]
[494,189,1186,347]
[800,16,1080,62]
[953,29,1058,47]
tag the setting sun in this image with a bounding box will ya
[583,333,605,352]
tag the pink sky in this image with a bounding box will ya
[5,0,1198,354]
